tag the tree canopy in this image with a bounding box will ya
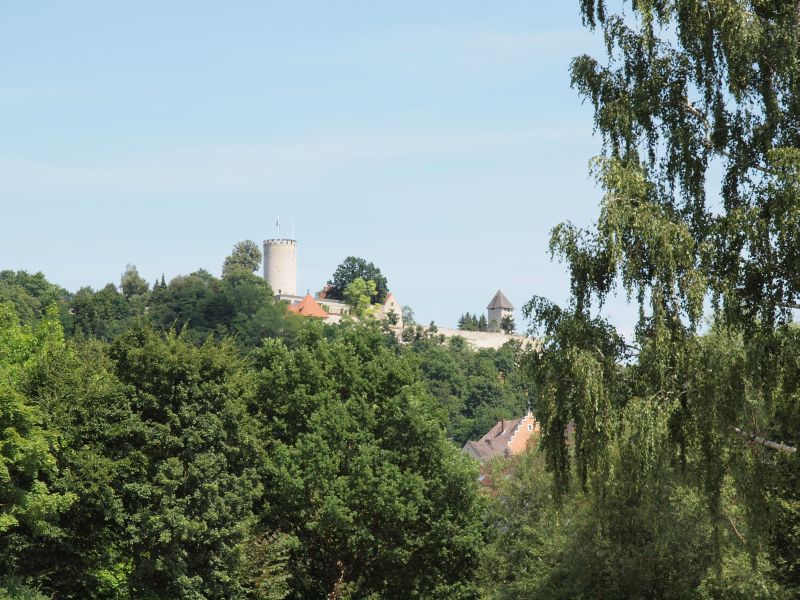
[0,288,491,598]
[498,1,800,596]
[326,257,388,304]
[252,322,484,599]
[223,240,262,279]
[342,277,377,316]
[120,264,148,299]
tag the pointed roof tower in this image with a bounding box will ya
[487,289,514,310]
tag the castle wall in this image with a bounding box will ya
[429,327,535,351]
[263,239,297,296]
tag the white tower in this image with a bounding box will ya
[263,238,297,296]
[487,290,514,332]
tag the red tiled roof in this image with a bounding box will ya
[287,293,328,318]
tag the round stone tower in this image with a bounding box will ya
[263,238,297,296]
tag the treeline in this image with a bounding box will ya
[1,263,296,350]
[457,312,489,332]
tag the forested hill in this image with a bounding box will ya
[0,259,534,599]
[0,263,533,445]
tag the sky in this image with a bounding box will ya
[0,1,634,331]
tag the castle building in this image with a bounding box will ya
[263,237,402,327]
[261,237,526,351]
[486,289,514,332]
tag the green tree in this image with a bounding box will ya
[253,322,484,599]
[0,305,77,590]
[0,579,50,600]
[147,271,230,342]
[458,312,480,331]
[343,277,377,317]
[239,531,297,600]
[11,329,135,598]
[222,240,262,279]
[69,284,135,341]
[479,436,783,600]
[518,1,800,594]
[500,314,515,334]
[148,268,296,349]
[107,326,262,599]
[326,257,388,304]
[0,270,71,327]
[120,264,149,299]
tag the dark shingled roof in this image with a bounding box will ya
[487,289,514,310]
[461,417,524,461]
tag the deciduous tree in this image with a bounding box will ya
[223,240,262,279]
[521,1,800,593]
[327,257,388,304]
[343,277,377,317]
[120,264,149,299]
[253,322,483,599]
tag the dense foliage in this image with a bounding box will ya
[325,257,389,305]
[475,1,800,598]
[253,323,484,599]
[0,243,516,598]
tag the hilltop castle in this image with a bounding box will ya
[262,237,402,326]
[262,237,524,348]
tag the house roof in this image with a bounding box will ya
[487,289,514,310]
[461,415,530,461]
[287,293,328,318]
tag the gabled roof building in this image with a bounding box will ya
[461,411,539,462]
[286,293,329,318]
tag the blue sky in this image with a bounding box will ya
[1,2,633,331]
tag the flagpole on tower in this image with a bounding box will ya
[276,219,280,238]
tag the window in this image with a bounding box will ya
[528,424,533,431]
